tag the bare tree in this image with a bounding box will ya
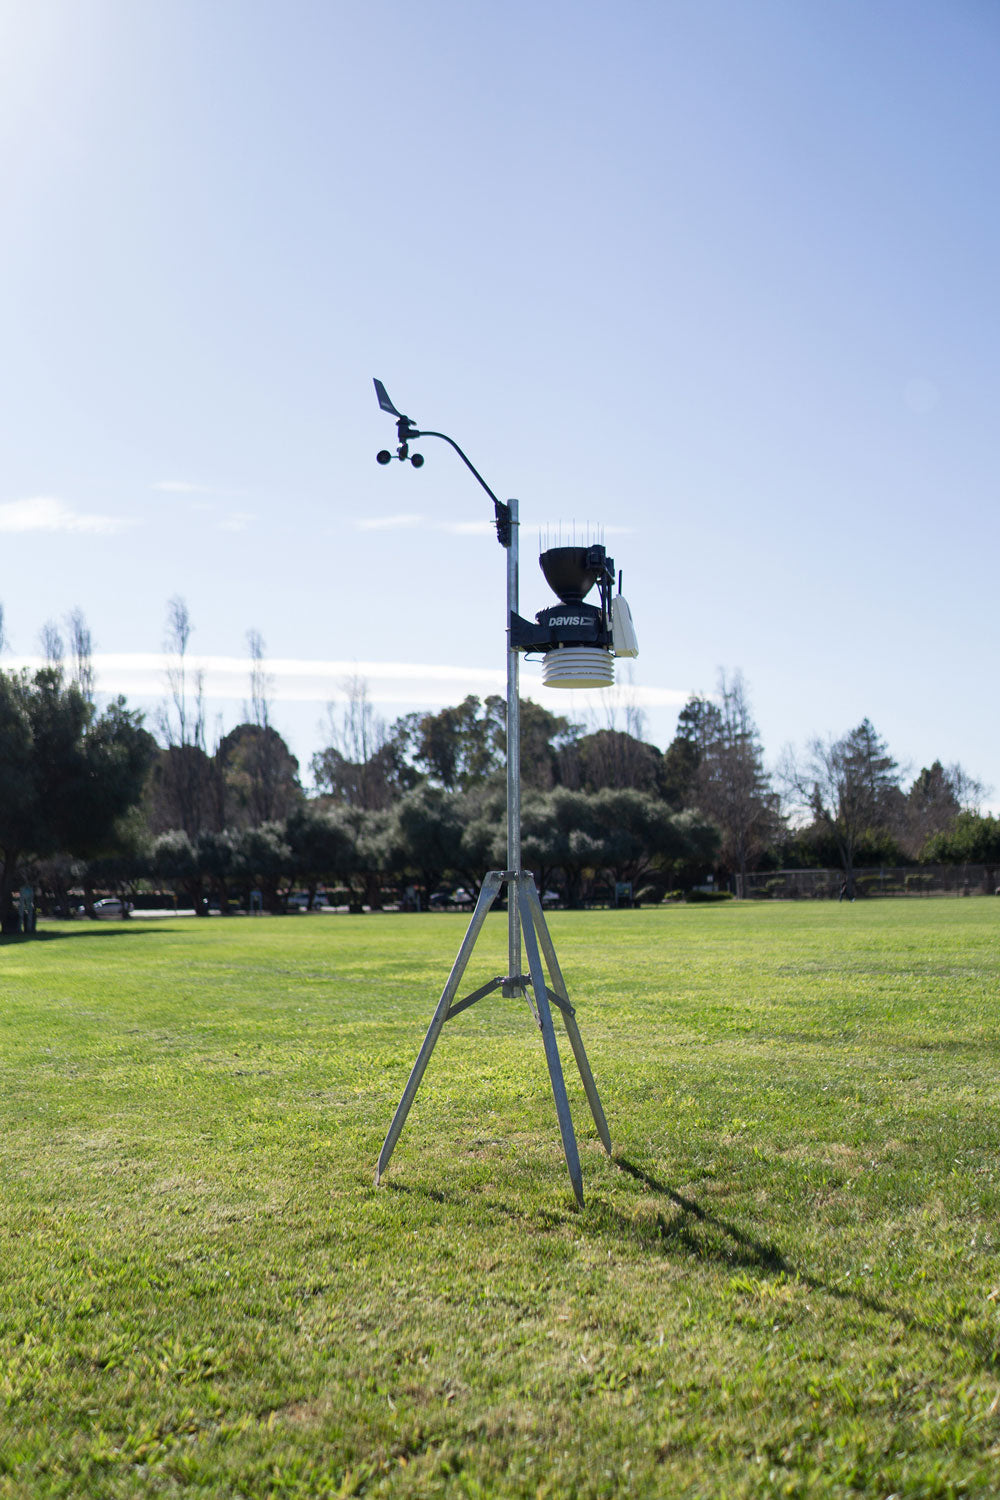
[39,620,64,665]
[946,763,988,815]
[151,597,214,838]
[246,628,271,732]
[66,607,95,702]
[159,596,206,754]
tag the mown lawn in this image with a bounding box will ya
[1,899,999,1497]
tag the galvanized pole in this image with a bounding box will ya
[505,498,521,995]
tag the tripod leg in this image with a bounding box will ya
[518,878,584,1207]
[523,880,612,1156]
[376,870,503,1184]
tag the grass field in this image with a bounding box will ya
[2,899,999,1498]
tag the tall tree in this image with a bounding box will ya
[66,608,95,702]
[783,718,902,893]
[217,724,302,828]
[154,597,215,838]
[214,632,302,826]
[39,620,64,665]
[689,671,781,892]
[902,761,961,856]
[404,695,506,791]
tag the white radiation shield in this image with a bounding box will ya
[542,646,615,689]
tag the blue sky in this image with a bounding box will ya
[2,0,998,801]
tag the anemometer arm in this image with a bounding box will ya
[373,378,512,546]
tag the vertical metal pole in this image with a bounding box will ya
[505,497,521,994]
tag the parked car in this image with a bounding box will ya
[287,891,326,911]
[92,897,130,918]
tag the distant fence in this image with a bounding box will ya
[740,865,1000,900]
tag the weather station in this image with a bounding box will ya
[371,379,639,1206]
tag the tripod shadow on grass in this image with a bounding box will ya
[609,1155,1000,1374]
[610,1155,790,1275]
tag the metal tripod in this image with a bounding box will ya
[375,496,612,1205]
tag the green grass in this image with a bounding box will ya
[2,899,999,1497]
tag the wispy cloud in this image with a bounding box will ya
[3,651,687,713]
[437,519,495,536]
[355,513,425,532]
[216,511,254,533]
[0,497,133,535]
[152,480,248,498]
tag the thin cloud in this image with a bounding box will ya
[4,651,686,713]
[216,511,254,533]
[152,480,247,497]
[355,513,425,531]
[0,497,133,535]
[437,519,495,536]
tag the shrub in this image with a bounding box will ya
[685,889,733,903]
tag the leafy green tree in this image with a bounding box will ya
[196,828,239,911]
[923,811,1000,865]
[588,788,718,890]
[284,804,360,902]
[659,734,700,810]
[151,830,203,912]
[387,786,471,897]
[521,788,718,906]
[0,668,155,931]
[519,699,578,789]
[231,823,293,912]
[83,809,153,915]
[402,695,506,791]
[217,723,302,828]
[563,729,663,795]
[520,788,604,907]
[660,694,723,810]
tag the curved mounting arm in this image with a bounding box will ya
[373,378,511,546]
[410,429,511,546]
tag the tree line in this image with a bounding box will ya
[1,600,995,928]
